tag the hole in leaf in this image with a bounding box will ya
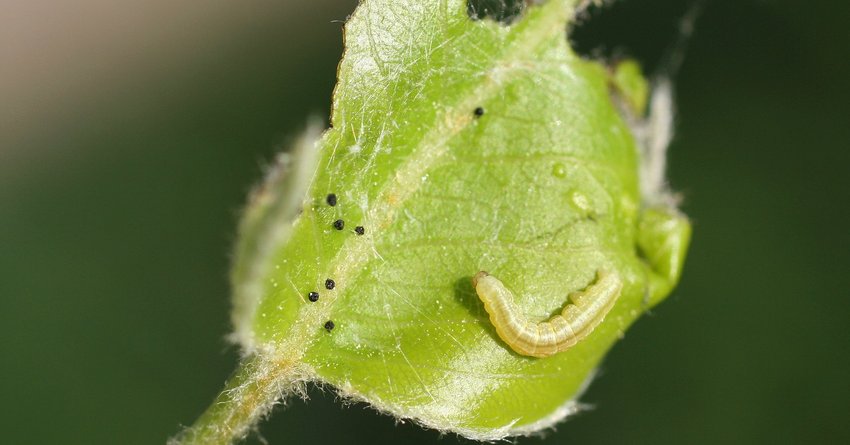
[467,0,526,24]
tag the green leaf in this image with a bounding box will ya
[175,0,691,443]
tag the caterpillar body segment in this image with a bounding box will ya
[472,270,624,358]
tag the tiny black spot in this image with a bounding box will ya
[325,279,336,290]
[326,194,337,206]
[324,320,335,332]
[354,226,365,235]
[474,107,485,117]
[333,219,345,230]
[308,292,319,302]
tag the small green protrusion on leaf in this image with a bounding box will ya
[611,59,651,116]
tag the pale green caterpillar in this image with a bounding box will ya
[473,270,623,358]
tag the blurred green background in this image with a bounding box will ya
[2,0,848,443]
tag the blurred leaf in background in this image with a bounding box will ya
[1,0,849,444]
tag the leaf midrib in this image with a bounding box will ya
[272,0,580,362]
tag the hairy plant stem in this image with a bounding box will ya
[170,353,303,445]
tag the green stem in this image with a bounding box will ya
[170,354,301,445]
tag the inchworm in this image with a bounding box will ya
[473,270,623,358]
